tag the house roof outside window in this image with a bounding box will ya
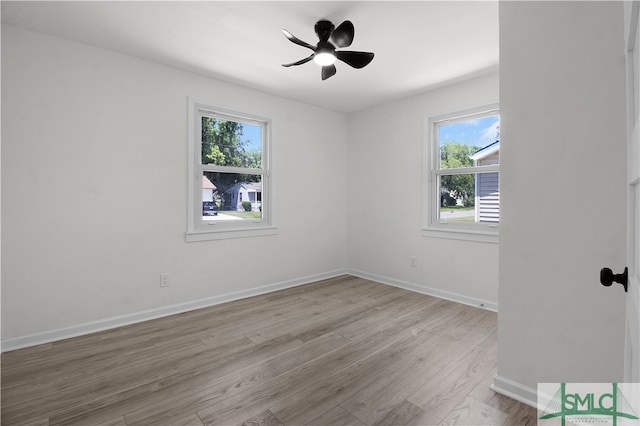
[203,176,216,190]
[470,140,500,162]
[224,182,262,194]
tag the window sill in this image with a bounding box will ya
[422,227,498,244]
[186,226,278,242]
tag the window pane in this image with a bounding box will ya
[201,117,262,168]
[439,114,499,169]
[439,174,476,222]
[438,172,499,223]
[202,172,263,221]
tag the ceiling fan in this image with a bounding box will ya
[281,20,375,80]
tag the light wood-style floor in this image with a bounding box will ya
[1,275,536,425]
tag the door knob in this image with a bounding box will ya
[600,267,628,292]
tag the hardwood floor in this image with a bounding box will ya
[1,275,536,425]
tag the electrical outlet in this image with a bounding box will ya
[410,256,417,268]
[160,273,170,287]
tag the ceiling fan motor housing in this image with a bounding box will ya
[314,20,335,42]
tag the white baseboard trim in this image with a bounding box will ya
[347,269,498,312]
[1,269,348,352]
[490,375,539,409]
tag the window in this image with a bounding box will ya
[187,99,275,241]
[424,105,500,242]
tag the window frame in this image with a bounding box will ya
[423,104,500,243]
[186,98,276,242]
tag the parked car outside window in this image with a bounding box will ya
[203,201,218,216]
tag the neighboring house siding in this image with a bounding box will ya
[474,146,500,222]
[476,172,499,222]
[224,182,262,211]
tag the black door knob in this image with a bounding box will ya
[600,267,628,292]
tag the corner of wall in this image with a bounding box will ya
[490,375,538,409]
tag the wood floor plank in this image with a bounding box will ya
[332,297,443,343]
[238,410,284,426]
[502,400,538,426]
[49,333,322,425]
[1,342,53,360]
[1,275,534,426]
[406,329,499,420]
[195,324,419,425]
[95,416,128,426]
[146,295,310,345]
[439,396,509,425]
[269,328,439,425]
[337,332,487,425]
[169,414,205,426]
[426,305,497,341]
[120,333,349,426]
[15,418,50,426]
[245,283,410,344]
[2,337,197,417]
[190,296,322,347]
[2,335,158,392]
[370,400,441,426]
[294,276,373,301]
[242,297,368,344]
[5,335,253,423]
[329,293,439,341]
[305,405,366,426]
[468,368,523,416]
[260,275,354,300]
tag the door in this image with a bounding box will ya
[624,0,640,383]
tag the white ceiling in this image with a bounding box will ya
[1,1,499,113]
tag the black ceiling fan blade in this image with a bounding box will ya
[282,54,314,67]
[336,50,374,69]
[321,64,337,80]
[281,29,316,51]
[331,20,355,48]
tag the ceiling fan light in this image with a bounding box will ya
[314,51,336,66]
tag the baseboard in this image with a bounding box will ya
[347,269,498,312]
[490,375,539,409]
[1,269,348,352]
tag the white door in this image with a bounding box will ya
[624,0,640,383]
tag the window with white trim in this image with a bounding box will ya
[424,105,500,242]
[187,99,274,241]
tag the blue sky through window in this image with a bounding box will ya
[242,123,262,152]
[439,115,499,149]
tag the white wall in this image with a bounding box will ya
[347,73,500,307]
[496,1,627,403]
[1,26,348,344]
